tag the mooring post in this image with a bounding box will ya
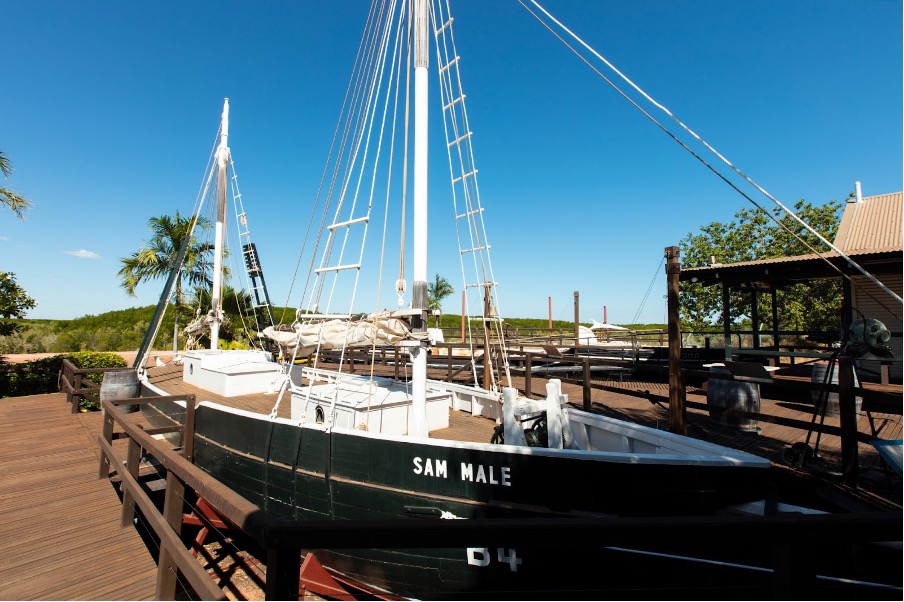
[665,246,687,435]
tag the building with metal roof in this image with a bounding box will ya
[679,191,902,382]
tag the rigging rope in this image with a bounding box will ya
[520,0,903,310]
[631,255,666,325]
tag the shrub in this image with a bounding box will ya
[0,351,128,410]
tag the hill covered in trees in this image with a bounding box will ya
[0,306,661,355]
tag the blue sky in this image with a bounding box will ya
[2,0,901,326]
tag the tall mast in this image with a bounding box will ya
[411,0,430,437]
[210,98,229,349]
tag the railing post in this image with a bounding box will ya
[156,471,187,600]
[525,353,532,399]
[266,547,303,601]
[447,345,453,382]
[582,358,591,411]
[71,372,83,414]
[99,410,115,479]
[121,437,142,527]
[183,394,196,462]
[394,347,400,380]
[772,542,815,599]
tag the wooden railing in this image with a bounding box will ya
[59,359,132,414]
[97,395,228,600]
[95,392,901,599]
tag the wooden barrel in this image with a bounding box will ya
[100,369,140,413]
[706,366,760,432]
[810,361,861,417]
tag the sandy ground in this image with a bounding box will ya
[0,350,175,367]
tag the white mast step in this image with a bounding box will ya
[314,263,361,274]
[439,56,460,74]
[447,132,473,148]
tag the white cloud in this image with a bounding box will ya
[0,235,8,241]
[64,249,101,259]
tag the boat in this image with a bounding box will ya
[130,1,898,598]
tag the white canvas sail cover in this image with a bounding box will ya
[263,311,413,356]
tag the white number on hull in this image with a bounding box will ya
[466,548,522,572]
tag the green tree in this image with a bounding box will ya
[118,212,214,353]
[427,274,454,328]
[0,272,37,337]
[679,198,843,333]
[0,151,32,219]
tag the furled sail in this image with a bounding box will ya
[183,309,225,350]
[263,311,413,357]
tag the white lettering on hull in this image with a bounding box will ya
[460,462,511,486]
[412,457,448,478]
[412,457,511,486]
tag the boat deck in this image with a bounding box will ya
[145,361,902,505]
[0,393,158,600]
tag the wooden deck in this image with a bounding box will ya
[0,393,158,600]
[0,361,898,600]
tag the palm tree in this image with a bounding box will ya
[427,274,454,328]
[118,212,214,353]
[0,150,32,219]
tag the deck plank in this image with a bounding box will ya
[0,393,158,601]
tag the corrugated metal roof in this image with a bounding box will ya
[834,191,903,254]
[681,252,830,273]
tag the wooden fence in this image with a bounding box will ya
[59,358,132,413]
[96,395,900,600]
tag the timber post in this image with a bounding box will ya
[266,548,303,601]
[582,358,591,411]
[483,283,493,391]
[121,437,142,527]
[182,394,197,462]
[156,471,187,600]
[525,353,532,398]
[71,372,83,414]
[548,296,553,338]
[447,345,453,381]
[99,411,115,479]
[665,246,687,435]
[573,291,580,356]
[838,354,859,488]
